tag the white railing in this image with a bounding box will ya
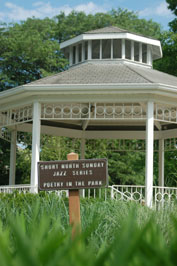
[153,186,177,209]
[0,184,36,193]
[0,185,177,209]
[110,185,145,203]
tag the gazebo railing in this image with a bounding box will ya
[0,184,35,193]
[0,185,177,209]
[153,186,177,209]
[110,185,145,203]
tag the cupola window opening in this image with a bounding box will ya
[134,42,139,62]
[92,40,100,59]
[78,44,82,62]
[113,39,122,58]
[102,40,111,59]
[72,46,76,64]
[85,41,88,60]
[125,40,131,60]
[142,44,147,63]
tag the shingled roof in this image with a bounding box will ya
[85,26,127,34]
[27,62,177,88]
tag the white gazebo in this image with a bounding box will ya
[0,26,177,207]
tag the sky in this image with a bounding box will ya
[0,0,175,30]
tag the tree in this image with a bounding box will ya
[154,0,177,76]
[166,0,177,32]
[0,18,68,91]
[54,8,162,43]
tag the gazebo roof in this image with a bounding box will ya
[85,26,127,34]
[27,61,177,88]
[84,26,158,40]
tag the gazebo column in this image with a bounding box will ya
[158,139,164,187]
[30,102,41,193]
[9,129,17,185]
[145,101,154,207]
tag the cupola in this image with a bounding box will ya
[60,26,162,68]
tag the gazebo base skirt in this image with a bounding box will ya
[0,184,176,209]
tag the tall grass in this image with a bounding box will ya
[0,192,177,265]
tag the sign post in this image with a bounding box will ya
[67,152,81,238]
[38,155,108,239]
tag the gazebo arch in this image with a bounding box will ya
[0,26,177,207]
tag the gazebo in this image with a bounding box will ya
[0,26,177,207]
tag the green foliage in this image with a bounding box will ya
[0,194,177,265]
[154,31,177,76]
[154,1,177,76]
[55,8,162,42]
[0,18,68,91]
[166,0,177,32]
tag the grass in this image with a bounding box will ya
[0,192,177,265]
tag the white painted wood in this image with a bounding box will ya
[158,139,164,187]
[17,123,160,140]
[162,128,177,139]
[69,46,73,66]
[75,45,79,64]
[30,102,41,193]
[155,121,161,131]
[147,45,152,66]
[131,40,134,61]
[111,39,113,59]
[9,129,17,185]
[60,33,162,58]
[145,101,154,208]
[1,83,177,111]
[88,40,92,60]
[122,39,125,59]
[82,42,85,62]
[100,40,102,59]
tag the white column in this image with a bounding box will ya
[100,40,102,59]
[131,40,134,61]
[82,42,85,62]
[158,139,164,187]
[69,46,73,66]
[30,102,41,193]
[88,40,92,60]
[9,129,17,185]
[147,45,152,66]
[75,45,79,64]
[122,39,125,59]
[145,101,154,208]
[111,39,113,59]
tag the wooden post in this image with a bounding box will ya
[67,152,81,238]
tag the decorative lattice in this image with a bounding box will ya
[111,185,145,203]
[0,105,33,127]
[155,104,177,124]
[41,103,146,120]
[154,186,177,209]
